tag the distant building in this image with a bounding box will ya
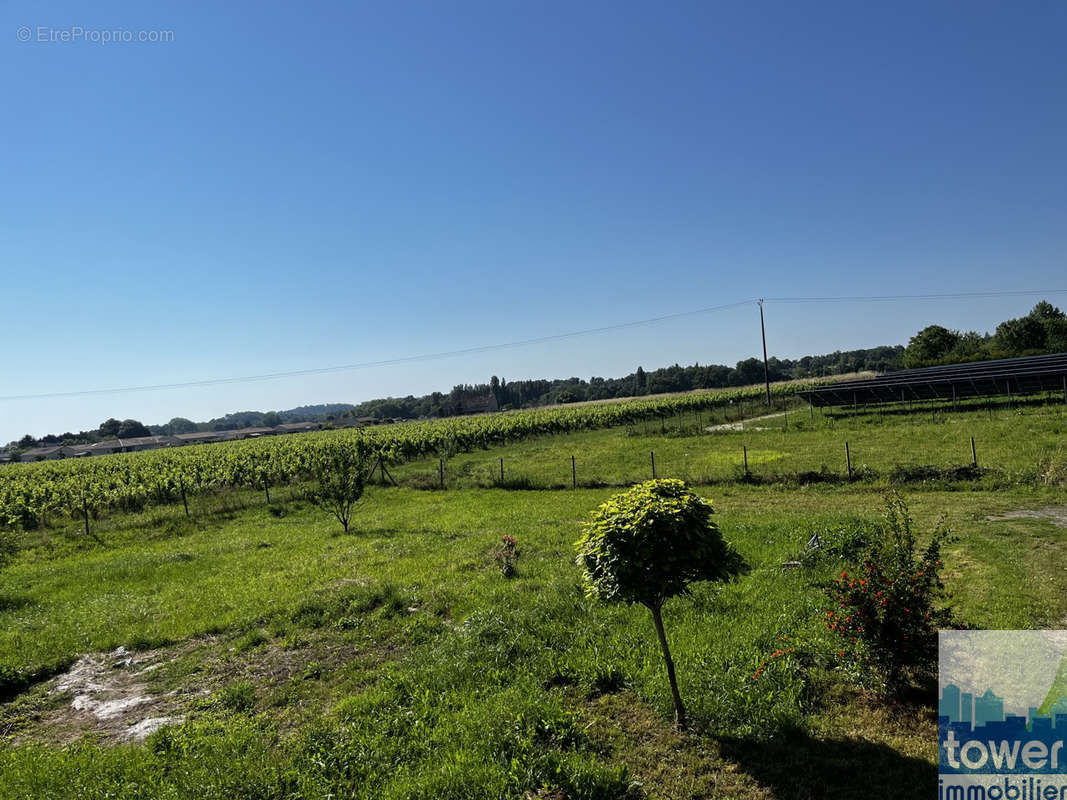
[455,394,500,415]
[118,436,183,452]
[174,431,229,446]
[15,445,74,462]
[224,427,278,440]
[275,422,323,434]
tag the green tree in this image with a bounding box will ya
[304,443,371,533]
[634,367,647,396]
[995,316,1046,354]
[730,357,766,386]
[1028,302,1067,353]
[1045,318,1067,353]
[98,418,122,437]
[575,479,743,729]
[165,417,199,435]
[117,419,151,438]
[261,411,282,428]
[903,325,962,367]
[1028,301,1065,322]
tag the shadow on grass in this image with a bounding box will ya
[719,729,936,799]
[0,594,34,613]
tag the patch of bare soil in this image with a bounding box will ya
[705,411,785,432]
[44,645,195,743]
[985,507,1067,528]
[11,626,405,745]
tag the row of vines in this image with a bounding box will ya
[0,382,810,531]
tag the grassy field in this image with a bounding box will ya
[0,402,1065,798]
[392,400,1067,489]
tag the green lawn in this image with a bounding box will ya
[1,408,1066,798]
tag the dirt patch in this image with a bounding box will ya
[44,646,192,743]
[985,507,1067,528]
[705,412,785,432]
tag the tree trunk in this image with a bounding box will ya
[649,602,687,729]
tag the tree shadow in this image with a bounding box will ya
[718,729,936,799]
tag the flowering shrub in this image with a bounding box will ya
[494,534,519,577]
[826,492,956,694]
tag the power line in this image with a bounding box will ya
[0,299,756,401]
[765,289,1067,303]
[2,289,1065,402]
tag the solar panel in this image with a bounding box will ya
[799,353,1067,407]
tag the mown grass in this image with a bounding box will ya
[0,408,1066,797]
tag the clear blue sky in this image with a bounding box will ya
[2,0,1065,442]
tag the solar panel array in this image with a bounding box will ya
[799,352,1067,407]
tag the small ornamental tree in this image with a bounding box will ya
[305,443,372,533]
[575,479,742,729]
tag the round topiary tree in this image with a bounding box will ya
[575,478,742,729]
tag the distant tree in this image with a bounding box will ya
[634,367,647,396]
[261,411,282,428]
[1028,302,1067,354]
[17,435,36,449]
[1045,318,1067,353]
[730,357,765,386]
[165,417,199,435]
[98,418,122,437]
[576,479,743,729]
[903,325,962,367]
[117,419,151,438]
[1028,301,1065,322]
[995,316,1046,354]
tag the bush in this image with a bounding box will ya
[798,517,879,566]
[493,535,519,577]
[825,492,955,694]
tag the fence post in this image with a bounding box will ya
[263,473,271,505]
[743,445,749,477]
[180,477,189,516]
[439,458,444,489]
[499,457,504,483]
[571,455,576,489]
[651,451,656,479]
[845,441,853,481]
[971,437,978,468]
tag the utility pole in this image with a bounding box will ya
[758,299,771,406]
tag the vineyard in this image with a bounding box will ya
[0,384,806,531]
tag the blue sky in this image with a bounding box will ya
[2,0,1065,441]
